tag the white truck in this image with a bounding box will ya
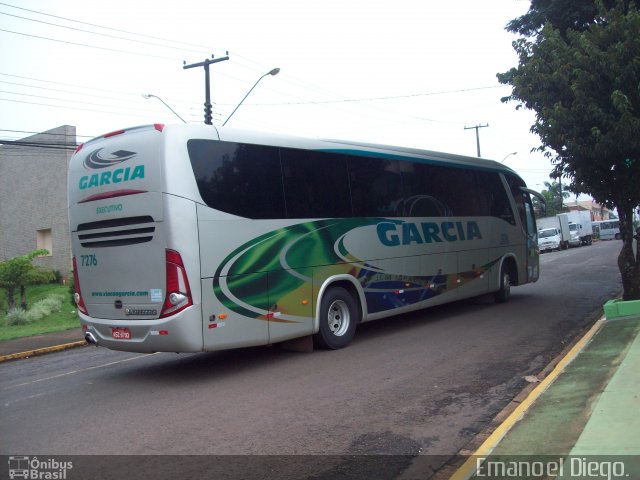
[537,212,593,250]
[566,210,593,245]
[537,213,583,250]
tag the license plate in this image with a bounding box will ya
[111,327,131,340]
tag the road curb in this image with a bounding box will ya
[0,340,88,363]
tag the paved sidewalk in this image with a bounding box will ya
[0,327,86,361]
[446,312,640,479]
[490,314,640,457]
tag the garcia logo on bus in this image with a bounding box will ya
[377,220,482,246]
[84,148,137,169]
[79,165,145,190]
[79,148,144,190]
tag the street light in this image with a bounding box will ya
[501,151,518,163]
[222,68,280,126]
[142,93,186,123]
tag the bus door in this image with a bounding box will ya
[520,187,543,283]
[504,174,541,285]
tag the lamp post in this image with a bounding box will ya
[142,94,186,123]
[501,151,518,163]
[222,68,280,126]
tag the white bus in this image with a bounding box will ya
[592,220,621,241]
[68,124,541,353]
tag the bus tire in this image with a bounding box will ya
[314,287,358,349]
[495,264,512,304]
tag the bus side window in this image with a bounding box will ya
[400,162,457,217]
[444,169,481,216]
[348,156,403,217]
[504,174,527,229]
[524,196,536,237]
[187,140,285,219]
[477,171,515,225]
[280,148,351,218]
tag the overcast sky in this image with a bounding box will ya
[0,0,568,194]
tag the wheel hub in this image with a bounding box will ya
[327,300,350,336]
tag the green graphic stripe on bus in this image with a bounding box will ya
[213,219,380,321]
[213,219,378,278]
[212,219,500,321]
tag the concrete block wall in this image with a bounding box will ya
[0,126,76,280]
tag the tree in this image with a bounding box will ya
[506,0,626,37]
[0,249,53,312]
[534,181,571,217]
[498,0,640,300]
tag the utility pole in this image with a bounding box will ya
[464,123,489,157]
[558,177,563,212]
[183,53,230,125]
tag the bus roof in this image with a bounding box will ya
[214,124,522,178]
[80,123,522,179]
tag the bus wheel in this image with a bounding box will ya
[314,287,358,349]
[495,264,512,304]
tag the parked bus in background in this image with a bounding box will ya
[593,220,621,240]
[68,124,542,353]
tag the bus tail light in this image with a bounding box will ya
[103,129,126,138]
[160,249,193,318]
[72,257,88,315]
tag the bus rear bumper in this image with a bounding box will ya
[78,305,203,353]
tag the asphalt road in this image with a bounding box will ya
[0,240,623,479]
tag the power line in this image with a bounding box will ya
[0,70,505,110]
[0,28,183,61]
[0,97,158,117]
[0,85,148,107]
[0,4,502,127]
[0,3,514,133]
[0,140,76,150]
[0,78,196,121]
[0,72,140,97]
[0,90,161,115]
[0,129,93,139]
[0,1,220,52]
[0,6,337,115]
[241,85,506,106]
[0,11,213,56]
[0,73,192,111]
[0,9,326,127]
